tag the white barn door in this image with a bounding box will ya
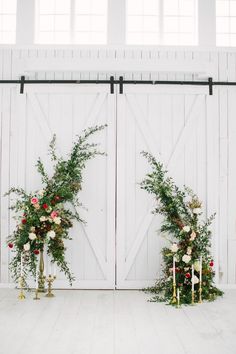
[11,85,116,289]
[116,85,219,289]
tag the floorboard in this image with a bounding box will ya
[0,289,235,354]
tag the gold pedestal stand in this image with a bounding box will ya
[191,290,195,305]
[33,288,40,300]
[198,282,202,303]
[18,276,25,300]
[171,283,177,304]
[45,275,56,298]
[38,250,46,293]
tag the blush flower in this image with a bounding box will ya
[31,197,39,205]
[50,211,58,219]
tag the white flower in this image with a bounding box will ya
[190,231,196,241]
[194,261,200,272]
[47,230,56,239]
[30,226,35,232]
[182,254,191,264]
[38,189,45,197]
[29,232,36,240]
[183,226,191,233]
[40,216,47,222]
[54,217,61,225]
[170,243,178,253]
[187,247,192,255]
[193,208,202,215]
[23,242,30,251]
[192,275,199,284]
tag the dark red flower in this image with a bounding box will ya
[51,200,56,206]
[185,272,191,279]
[8,243,13,248]
[209,261,214,267]
[33,249,40,255]
[22,219,27,224]
[55,196,60,201]
[42,203,48,209]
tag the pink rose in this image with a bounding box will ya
[50,211,58,219]
[31,197,39,205]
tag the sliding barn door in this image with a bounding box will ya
[10,85,116,289]
[116,85,219,289]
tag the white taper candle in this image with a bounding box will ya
[199,256,202,282]
[191,264,194,292]
[173,256,176,284]
[20,254,23,277]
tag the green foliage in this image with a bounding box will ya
[140,151,223,305]
[6,125,106,286]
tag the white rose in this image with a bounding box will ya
[54,217,61,225]
[187,247,192,255]
[190,231,196,241]
[38,189,45,197]
[30,226,35,232]
[40,216,47,222]
[183,226,191,233]
[182,254,191,264]
[192,275,199,284]
[193,208,202,215]
[170,243,178,253]
[23,242,30,251]
[29,232,37,240]
[47,230,56,239]
[194,261,200,272]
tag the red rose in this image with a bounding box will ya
[22,219,27,224]
[42,203,48,209]
[209,261,214,267]
[33,249,40,255]
[8,243,13,248]
[185,272,191,279]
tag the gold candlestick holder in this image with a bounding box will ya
[45,275,56,298]
[191,290,195,305]
[38,250,46,293]
[33,288,40,300]
[171,282,177,303]
[198,282,202,303]
[18,276,25,300]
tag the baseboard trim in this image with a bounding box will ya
[0,282,236,290]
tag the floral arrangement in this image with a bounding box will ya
[6,125,106,285]
[140,152,223,305]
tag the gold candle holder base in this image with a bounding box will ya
[171,283,177,304]
[191,290,195,305]
[18,291,26,300]
[45,275,56,298]
[33,288,40,300]
[198,283,202,303]
[18,276,25,300]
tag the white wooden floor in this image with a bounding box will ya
[0,289,235,354]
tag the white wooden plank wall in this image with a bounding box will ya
[0,47,236,285]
